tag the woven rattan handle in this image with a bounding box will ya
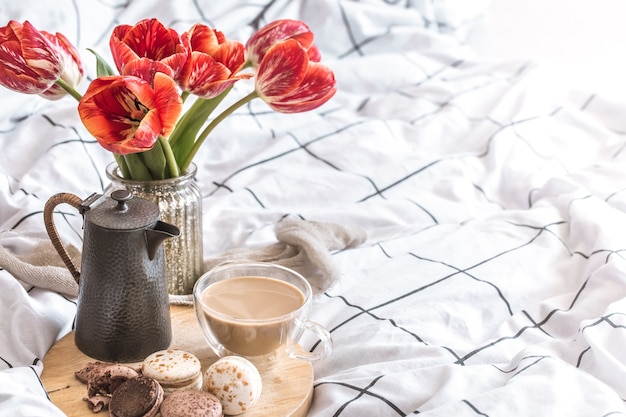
[43,193,83,284]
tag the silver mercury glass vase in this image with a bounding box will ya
[106,162,203,295]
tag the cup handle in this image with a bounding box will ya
[287,320,333,361]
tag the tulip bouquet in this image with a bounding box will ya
[0,18,336,180]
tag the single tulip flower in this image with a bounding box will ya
[177,24,250,98]
[255,39,335,113]
[110,18,187,80]
[0,20,83,99]
[78,73,182,155]
[246,19,317,68]
[39,31,85,100]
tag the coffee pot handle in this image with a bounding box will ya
[43,193,83,284]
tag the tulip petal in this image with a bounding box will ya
[110,37,140,74]
[214,40,246,74]
[246,19,314,67]
[265,62,336,113]
[307,44,321,63]
[123,58,175,85]
[187,24,220,55]
[126,110,163,152]
[152,72,183,136]
[255,39,308,98]
[0,41,52,93]
[19,21,62,80]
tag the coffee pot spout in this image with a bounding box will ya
[145,221,180,260]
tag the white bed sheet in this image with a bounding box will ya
[2,1,626,416]
[468,0,626,98]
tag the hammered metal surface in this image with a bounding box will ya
[75,222,172,362]
[84,190,160,231]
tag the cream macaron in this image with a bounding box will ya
[141,349,202,397]
[202,356,263,415]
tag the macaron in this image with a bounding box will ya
[141,349,202,397]
[75,362,141,412]
[160,389,222,417]
[108,376,163,417]
[202,356,262,415]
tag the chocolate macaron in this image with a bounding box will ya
[109,376,163,417]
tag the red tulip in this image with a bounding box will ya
[177,24,250,98]
[246,19,317,67]
[110,18,187,80]
[39,31,85,99]
[255,39,335,113]
[0,20,83,99]
[78,73,182,155]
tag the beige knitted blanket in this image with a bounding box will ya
[0,219,367,304]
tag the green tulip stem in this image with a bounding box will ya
[55,79,82,101]
[114,154,131,178]
[159,135,180,178]
[168,89,231,167]
[168,96,216,149]
[180,90,259,173]
[122,153,153,180]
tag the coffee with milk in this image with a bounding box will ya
[199,276,306,356]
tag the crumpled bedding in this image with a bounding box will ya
[2,1,626,416]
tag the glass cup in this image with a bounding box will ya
[193,262,333,364]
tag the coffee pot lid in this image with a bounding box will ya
[83,189,160,230]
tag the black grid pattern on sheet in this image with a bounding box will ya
[2,1,626,416]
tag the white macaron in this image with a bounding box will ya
[202,356,263,415]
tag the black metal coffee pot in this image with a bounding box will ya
[44,189,180,362]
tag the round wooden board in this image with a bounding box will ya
[41,304,313,417]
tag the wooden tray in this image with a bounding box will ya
[42,305,313,416]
